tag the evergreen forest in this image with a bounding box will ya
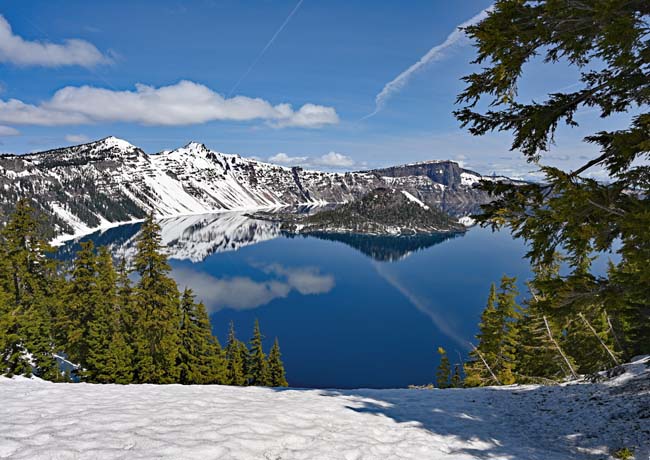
[0,200,288,387]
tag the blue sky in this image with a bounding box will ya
[0,0,631,178]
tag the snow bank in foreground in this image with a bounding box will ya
[1,357,648,460]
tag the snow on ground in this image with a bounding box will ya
[1,357,648,460]
[401,190,430,210]
[458,216,476,227]
[460,172,481,186]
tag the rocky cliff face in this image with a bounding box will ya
[0,137,513,241]
[372,160,466,187]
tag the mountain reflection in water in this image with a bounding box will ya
[56,211,462,263]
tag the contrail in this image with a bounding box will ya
[362,5,493,120]
[373,262,470,350]
[228,0,304,97]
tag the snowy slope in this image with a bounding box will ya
[1,357,648,460]
[401,190,430,210]
[0,137,512,242]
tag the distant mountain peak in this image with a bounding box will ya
[94,136,137,152]
[182,141,208,151]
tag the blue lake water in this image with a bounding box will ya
[56,212,606,389]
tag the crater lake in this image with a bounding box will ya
[56,212,536,389]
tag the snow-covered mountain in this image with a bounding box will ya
[0,136,511,241]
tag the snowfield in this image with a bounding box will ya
[1,357,648,460]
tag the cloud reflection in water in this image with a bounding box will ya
[172,264,334,312]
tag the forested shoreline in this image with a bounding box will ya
[436,270,646,389]
[0,200,287,387]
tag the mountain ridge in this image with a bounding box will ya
[0,137,515,242]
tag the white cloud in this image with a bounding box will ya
[271,103,339,128]
[172,264,334,311]
[64,134,90,144]
[0,80,339,129]
[454,154,467,168]
[268,152,308,165]
[0,98,87,125]
[267,151,357,169]
[363,6,493,119]
[312,152,355,168]
[0,125,19,136]
[0,15,110,67]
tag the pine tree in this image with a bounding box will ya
[131,214,181,384]
[84,246,114,382]
[451,364,462,388]
[65,241,100,371]
[247,319,270,386]
[465,276,521,386]
[177,289,198,384]
[177,288,226,384]
[195,300,226,384]
[115,257,134,340]
[515,261,577,382]
[238,340,250,383]
[563,309,618,375]
[494,276,520,385]
[464,283,500,386]
[85,247,133,383]
[435,347,451,389]
[0,273,19,375]
[225,321,246,386]
[101,331,134,384]
[0,200,59,378]
[0,234,28,377]
[267,338,288,387]
[516,306,571,383]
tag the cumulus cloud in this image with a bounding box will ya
[0,125,19,136]
[0,80,339,129]
[312,152,355,168]
[0,98,88,125]
[271,103,339,128]
[268,151,357,169]
[64,134,90,144]
[0,15,110,67]
[172,264,334,311]
[268,152,308,165]
[363,6,493,119]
